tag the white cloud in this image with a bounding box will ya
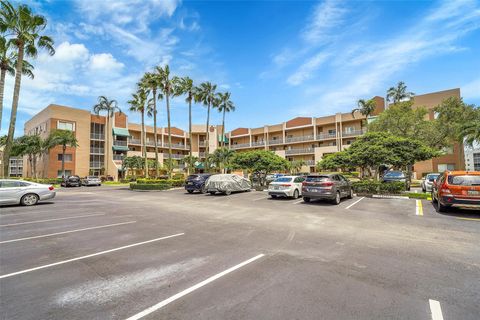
[302,0,347,44]
[287,52,330,86]
[88,53,124,74]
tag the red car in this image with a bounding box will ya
[431,171,480,212]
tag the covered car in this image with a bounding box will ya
[205,174,251,195]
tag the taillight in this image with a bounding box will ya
[321,182,334,187]
[49,186,54,191]
[440,183,451,195]
[280,184,292,187]
[302,182,307,186]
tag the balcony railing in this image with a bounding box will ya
[231,143,251,149]
[285,135,314,143]
[90,133,105,140]
[251,141,265,147]
[268,139,283,145]
[113,140,128,147]
[199,152,205,158]
[164,153,185,159]
[199,141,206,147]
[90,161,103,168]
[90,147,104,154]
[113,154,124,161]
[164,143,188,149]
[304,160,316,166]
[285,148,314,155]
[342,129,365,137]
[317,133,337,140]
[129,138,141,145]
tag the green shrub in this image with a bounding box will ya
[172,173,185,180]
[135,178,185,187]
[406,192,430,199]
[352,180,405,195]
[130,183,172,190]
[21,177,63,184]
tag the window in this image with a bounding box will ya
[328,129,336,135]
[437,164,455,172]
[57,121,74,131]
[58,154,73,162]
[344,127,354,133]
[346,140,352,145]
[57,170,72,177]
[294,177,305,183]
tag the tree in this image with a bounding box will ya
[175,76,195,173]
[461,109,480,147]
[141,71,161,177]
[231,150,289,186]
[128,86,150,177]
[209,147,235,173]
[195,82,217,168]
[11,134,46,178]
[123,155,144,177]
[289,160,306,174]
[217,91,235,148]
[92,96,122,178]
[183,155,199,173]
[46,129,78,178]
[316,152,353,172]
[1,1,55,177]
[351,98,376,119]
[386,81,414,104]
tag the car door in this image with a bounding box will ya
[293,177,304,195]
[339,175,350,195]
[432,173,444,199]
[0,181,24,204]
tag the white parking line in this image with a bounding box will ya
[345,197,365,210]
[429,299,444,320]
[0,213,106,227]
[0,221,136,244]
[293,199,304,204]
[253,196,267,201]
[0,233,184,279]
[125,254,265,320]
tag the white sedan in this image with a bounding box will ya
[0,179,56,206]
[268,176,305,199]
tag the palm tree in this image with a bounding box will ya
[351,99,376,118]
[175,76,195,173]
[210,147,235,173]
[128,86,149,177]
[289,160,306,174]
[217,92,235,148]
[141,71,161,177]
[461,111,480,147]
[195,82,217,169]
[386,81,414,104]
[1,37,34,131]
[156,65,179,178]
[11,134,45,178]
[46,129,78,178]
[0,1,55,177]
[183,155,199,174]
[92,96,122,178]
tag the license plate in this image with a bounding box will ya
[468,190,480,196]
[308,188,318,192]
[187,182,193,185]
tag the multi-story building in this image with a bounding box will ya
[24,104,223,179]
[9,157,24,177]
[23,88,465,179]
[465,149,480,171]
[227,88,465,178]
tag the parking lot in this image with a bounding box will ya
[1,186,479,320]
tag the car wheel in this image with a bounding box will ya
[303,197,310,203]
[293,189,299,199]
[347,188,353,199]
[225,190,232,196]
[209,191,216,195]
[187,190,194,194]
[333,192,341,205]
[431,192,437,203]
[200,186,207,194]
[21,193,39,206]
[271,195,277,199]
[436,201,449,213]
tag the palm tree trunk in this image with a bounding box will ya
[33,155,37,179]
[62,145,66,178]
[3,43,24,178]
[104,115,109,178]
[188,96,192,175]
[141,110,148,178]
[205,102,211,171]
[152,88,159,177]
[166,93,172,178]
[0,68,6,131]
[221,108,226,148]
[28,155,33,178]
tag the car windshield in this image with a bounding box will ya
[87,176,98,179]
[448,175,480,186]
[427,174,440,181]
[306,175,330,182]
[384,172,404,178]
[187,175,198,180]
[274,177,293,183]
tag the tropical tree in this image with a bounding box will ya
[386,81,414,104]
[11,134,46,178]
[123,155,144,177]
[128,86,149,177]
[351,98,376,119]
[209,147,235,173]
[175,76,195,172]
[46,129,78,178]
[461,111,480,147]
[231,150,289,186]
[195,82,217,168]
[141,71,161,177]
[1,1,55,177]
[92,96,122,178]
[217,91,235,147]
[289,160,306,174]
[183,155,199,173]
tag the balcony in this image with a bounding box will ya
[90,161,103,169]
[231,143,251,149]
[113,154,124,161]
[90,147,104,154]
[268,139,284,145]
[317,133,337,140]
[251,141,265,147]
[285,148,314,155]
[285,135,314,143]
[129,138,141,145]
[304,160,316,166]
[199,141,206,147]
[342,129,365,137]
[145,140,160,146]
[199,152,205,158]
[90,133,105,140]
[164,143,188,149]
[113,140,128,147]
[164,153,185,160]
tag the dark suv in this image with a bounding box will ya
[61,175,81,187]
[302,174,353,205]
[185,174,212,194]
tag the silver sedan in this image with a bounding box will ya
[0,179,56,206]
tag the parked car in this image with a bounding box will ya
[185,173,212,194]
[82,176,102,186]
[382,170,410,191]
[0,179,55,206]
[302,174,353,205]
[205,174,251,195]
[266,173,286,184]
[268,176,305,199]
[61,175,81,187]
[431,171,480,212]
[421,173,440,192]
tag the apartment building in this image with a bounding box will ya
[465,149,480,171]
[227,89,465,178]
[24,104,223,180]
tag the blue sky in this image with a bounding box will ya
[2,0,480,136]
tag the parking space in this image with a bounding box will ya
[1,187,479,319]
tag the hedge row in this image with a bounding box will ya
[136,178,185,187]
[130,183,173,190]
[17,177,63,184]
[352,180,406,195]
